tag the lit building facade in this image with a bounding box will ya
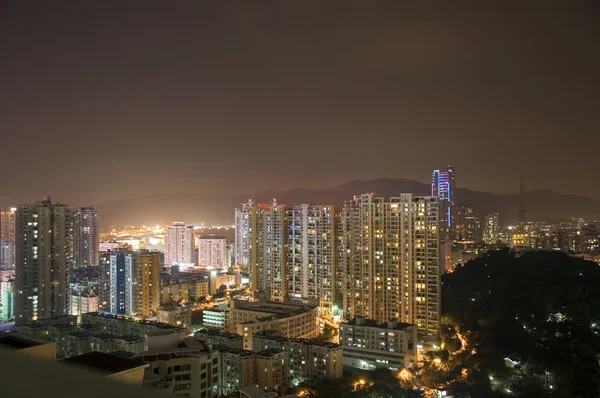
[454,204,481,242]
[139,250,160,317]
[483,213,500,244]
[107,248,137,316]
[70,294,99,318]
[432,165,456,239]
[234,201,287,301]
[340,193,440,343]
[164,222,195,265]
[72,206,100,268]
[287,204,338,315]
[252,330,343,384]
[229,300,320,350]
[15,197,72,325]
[198,235,228,268]
[0,273,15,320]
[0,208,16,269]
[339,318,417,371]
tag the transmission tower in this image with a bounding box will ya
[518,176,526,232]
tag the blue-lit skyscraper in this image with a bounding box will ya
[108,248,136,315]
[432,165,456,239]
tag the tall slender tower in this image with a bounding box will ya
[138,250,160,317]
[15,197,73,325]
[106,247,137,316]
[431,165,456,239]
[72,206,100,268]
[518,177,526,232]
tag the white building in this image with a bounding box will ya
[72,206,100,268]
[70,294,99,318]
[198,235,227,269]
[202,306,229,329]
[0,239,15,269]
[339,317,417,371]
[164,222,195,265]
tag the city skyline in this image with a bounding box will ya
[1,1,599,207]
[2,2,599,397]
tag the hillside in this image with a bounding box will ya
[96,178,600,227]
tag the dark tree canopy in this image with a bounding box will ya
[440,249,600,397]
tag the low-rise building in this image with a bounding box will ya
[195,329,244,350]
[339,318,417,371]
[80,312,187,340]
[252,348,289,395]
[16,312,187,358]
[157,306,192,332]
[202,306,229,329]
[136,337,220,398]
[217,347,254,396]
[229,301,320,350]
[70,294,99,319]
[161,272,210,305]
[252,330,343,385]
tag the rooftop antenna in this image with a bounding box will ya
[518,176,526,232]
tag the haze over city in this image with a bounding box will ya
[1,2,600,398]
[1,1,600,207]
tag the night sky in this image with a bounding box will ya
[1,1,599,206]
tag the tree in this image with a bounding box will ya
[319,324,339,341]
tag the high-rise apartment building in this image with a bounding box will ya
[339,193,440,343]
[432,165,456,239]
[138,249,160,317]
[234,201,287,301]
[236,195,440,342]
[198,235,228,268]
[15,197,73,325]
[0,208,16,269]
[164,222,195,265]
[483,213,500,244]
[455,205,482,242]
[287,204,338,315]
[72,206,100,268]
[106,248,138,316]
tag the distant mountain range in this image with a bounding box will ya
[96,178,600,227]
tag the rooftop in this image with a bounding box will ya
[85,312,181,330]
[253,348,285,358]
[233,300,316,321]
[254,330,341,349]
[0,334,45,351]
[61,352,147,375]
[214,345,253,357]
[342,318,413,331]
[195,329,242,339]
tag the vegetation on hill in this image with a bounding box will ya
[421,249,600,397]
